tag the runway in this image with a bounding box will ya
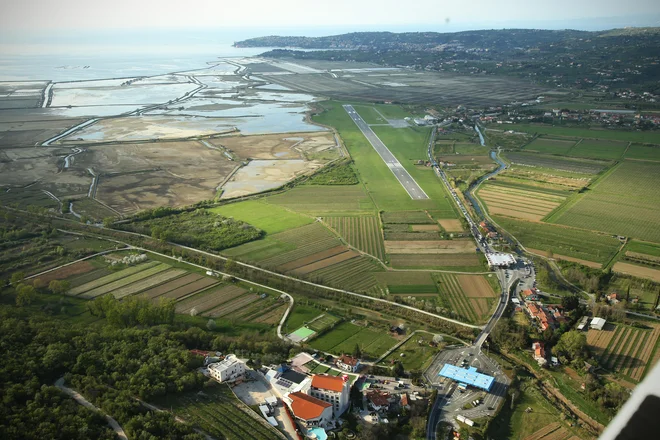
[343,104,429,200]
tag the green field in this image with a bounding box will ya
[551,161,660,243]
[284,304,321,333]
[268,185,376,216]
[307,314,341,333]
[569,139,628,160]
[153,384,280,440]
[310,321,397,358]
[626,240,660,257]
[494,216,621,264]
[524,137,577,154]
[624,144,660,161]
[209,200,312,234]
[353,105,388,124]
[380,333,444,371]
[493,123,660,144]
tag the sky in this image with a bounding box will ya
[1,0,659,36]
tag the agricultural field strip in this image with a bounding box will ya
[447,274,479,321]
[239,301,283,321]
[278,245,348,272]
[622,331,649,375]
[111,268,187,299]
[389,253,480,268]
[382,211,435,224]
[261,238,342,267]
[478,190,565,207]
[68,269,113,288]
[437,274,477,322]
[139,273,203,299]
[176,285,246,314]
[601,327,628,368]
[159,277,220,301]
[632,325,660,380]
[324,216,385,261]
[613,329,641,372]
[69,261,160,295]
[586,328,615,357]
[523,422,562,440]
[79,264,171,299]
[480,185,567,202]
[479,195,561,213]
[309,256,381,289]
[252,304,288,324]
[204,293,260,318]
[292,250,360,275]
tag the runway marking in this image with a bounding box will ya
[343,104,429,200]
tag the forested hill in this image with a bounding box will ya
[233,27,660,52]
[235,28,660,93]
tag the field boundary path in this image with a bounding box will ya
[343,104,429,200]
[55,377,128,440]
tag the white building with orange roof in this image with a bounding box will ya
[285,392,333,428]
[309,374,351,417]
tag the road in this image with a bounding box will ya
[343,104,429,200]
[55,378,128,440]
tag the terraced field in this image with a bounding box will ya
[324,216,386,260]
[478,183,566,222]
[551,161,660,243]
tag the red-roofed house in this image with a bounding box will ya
[286,392,333,427]
[336,354,361,373]
[521,289,540,301]
[532,342,547,366]
[310,374,351,416]
[366,390,392,411]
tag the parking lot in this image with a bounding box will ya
[425,346,510,425]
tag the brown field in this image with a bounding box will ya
[204,293,261,318]
[86,140,237,215]
[586,324,616,357]
[612,261,660,283]
[598,323,660,382]
[251,303,288,324]
[32,261,95,284]
[487,206,545,222]
[411,224,440,231]
[385,239,475,254]
[111,269,187,299]
[0,118,84,147]
[523,423,563,440]
[139,273,202,299]
[176,285,247,315]
[479,186,564,221]
[0,147,93,199]
[209,131,337,161]
[292,251,360,275]
[457,274,497,298]
[527,248,602,269]
[390,253,480,268]
[278,245,348,271]
[159,277,219,301]
[437,219,463,232]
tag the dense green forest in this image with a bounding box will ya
[118,209,264,252]
[0,287,294,440]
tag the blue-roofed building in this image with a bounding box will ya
[438,364,494,391]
